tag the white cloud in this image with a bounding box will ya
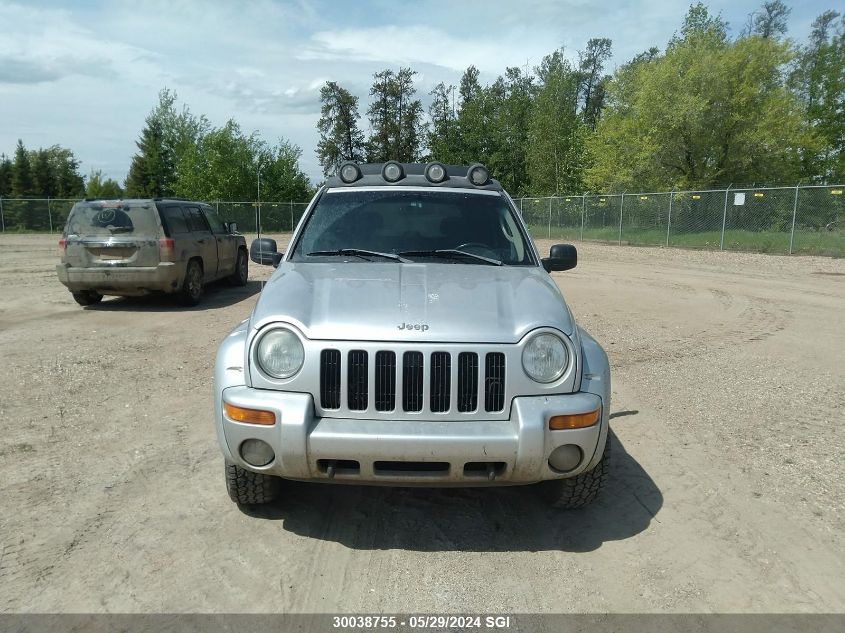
[0,0,832,186]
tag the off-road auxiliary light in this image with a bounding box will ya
[223,402,276,425]
[382,161,405,183]
[467,163,489,186]
[338,161,362,184]
[425,162,448,183]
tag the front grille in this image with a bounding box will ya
[320,349,341,409]
[318,348,507,415]
[485,352,506,412]
[402,351,424,412]
[347,350,368,410]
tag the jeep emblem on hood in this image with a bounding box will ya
[398,322,429,332]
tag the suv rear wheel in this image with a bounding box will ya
[229,248,248,286]
[179,260,203,306]
[538,436,610,508]
[72,290,103,306]
[225,460,280,505]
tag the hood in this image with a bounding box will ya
[250,262,574,343]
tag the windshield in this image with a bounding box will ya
[64,201,160,237]
[290,189,534,265]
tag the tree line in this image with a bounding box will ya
[316,1,845,194]
[1,89,314,204]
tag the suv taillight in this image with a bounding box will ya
[159,238,175,262]
[57,238,66,258]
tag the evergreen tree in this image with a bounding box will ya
[577,38,612,128]
[752,1,791,39]
[316,81,365,177]
[125,117,168,197]
[11,140,33,197]
[426,83,458,162]
[528,51,587,195]
[0,154,13,197]
[86,169,124,199]
[792,10,844,180]
[32,149,57,198]
[365,68,424,162]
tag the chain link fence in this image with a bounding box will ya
[2,186,844,256]
[0,198,310,235]
[516,184,845,256]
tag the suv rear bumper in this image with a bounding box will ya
[216,387,607,485]
[56,262,183,295]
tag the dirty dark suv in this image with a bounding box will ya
[56,198,248,306]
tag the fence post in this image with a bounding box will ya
[519,197,523,216]
[788,183,800,255]
[580,194,586,241]
[47,197,53,233]
[720,184,732,251]
[290,201,294,232]
[548,197,552,239]
[618,193,625,245]
[666,189,674,247]
[0,196,4,232]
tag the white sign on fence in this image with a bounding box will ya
[734,192,746,205]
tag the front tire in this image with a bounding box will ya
[538,435,610,509]
[72,290,103,306]
[179,260,203,306]
[225,460,280,505]
[228,248,248,286]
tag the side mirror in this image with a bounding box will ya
[250,238,283,268]
[542,244,577,272]
[226,222,239,234]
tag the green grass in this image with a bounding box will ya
[526,225,845,256]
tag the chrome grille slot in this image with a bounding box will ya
[457,352,479,412]
[320,349,341,409]
[402,351,424,412]
[347,350,368,411]
[430,352,451,413]
[374,351,396,412]
[485,352,506,412]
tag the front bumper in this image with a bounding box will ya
[56,262,183,295]
[217,388,607,485]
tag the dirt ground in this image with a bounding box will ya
[0,233,843,614]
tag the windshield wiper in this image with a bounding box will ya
[307,249,409,262]
[398,249,503,266]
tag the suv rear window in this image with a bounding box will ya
[161,205,190,235]
[65,202,160,237]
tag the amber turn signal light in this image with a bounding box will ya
[549,408,600,430]
[223,402,276,425]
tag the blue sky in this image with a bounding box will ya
[0,0,835,185]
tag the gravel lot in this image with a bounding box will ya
[0,233,843,613]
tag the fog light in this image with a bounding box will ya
[548,444,582,472]
[240,439,275,467]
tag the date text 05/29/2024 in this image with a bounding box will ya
[332,615,512,629]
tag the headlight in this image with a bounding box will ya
[256,328,304,378]
[522,332,568,383]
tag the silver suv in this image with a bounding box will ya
[56,198,248,306]
[215,162,611,509]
